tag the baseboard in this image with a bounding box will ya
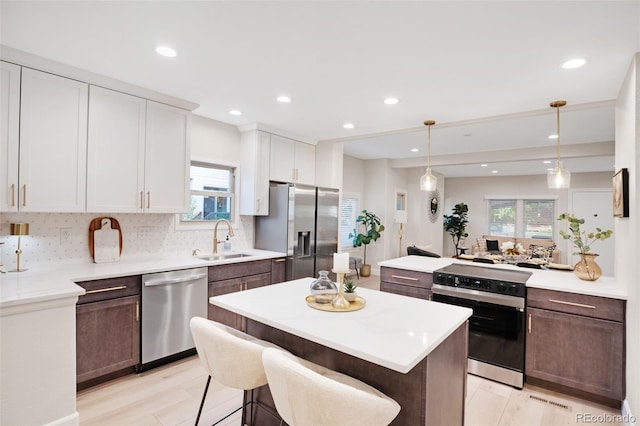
[622,399,636,426]
[44,411,79,426]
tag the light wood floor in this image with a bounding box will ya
[77,274,623,426]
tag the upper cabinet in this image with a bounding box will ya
[88,92,190,213]
[144,101,191,213]
[240,130,271,216]
[10,67,89,212]
[1,58,192,214]
[0,61,20,212]
[87,86,146,213]
[269,134,315,185]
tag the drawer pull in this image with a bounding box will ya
[85,285,127,295]
[528,313,532,334]
[391,274,419,281]
[10,183,15,207]
[274,258,286,263]
[549,299,596,309]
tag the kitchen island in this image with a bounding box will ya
[210,278,473,425]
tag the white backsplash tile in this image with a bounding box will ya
[0,213,254,269]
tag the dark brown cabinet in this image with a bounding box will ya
[75,276,140,388]
[526,288,625,406]
[380,266,433,300]
[207,259,282,330]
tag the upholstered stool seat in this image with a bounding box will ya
[190,317,281,425]
[262,348,401,426]
[348,256,363,279]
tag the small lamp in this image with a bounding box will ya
[394,210,407,257]
[10,223,29,272]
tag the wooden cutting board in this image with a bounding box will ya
[89,217,123,263]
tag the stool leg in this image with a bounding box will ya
[195,375,211,426]
[356,267,360,279]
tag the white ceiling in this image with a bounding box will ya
[1,1,638,177]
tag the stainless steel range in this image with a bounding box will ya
[432,264,531,388]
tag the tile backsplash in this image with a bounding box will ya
[0,213,254,269]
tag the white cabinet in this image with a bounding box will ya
[269,134,315,185]
[17,68,88,212]
[144,101,191,213]
[87,86,146,213]
[240,130,270,216]
[0,61,20,212]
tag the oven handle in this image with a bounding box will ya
[432,284,525,310]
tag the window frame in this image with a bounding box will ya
[485,195,558,240]
[340,192,361,250]
[175,159,240,231]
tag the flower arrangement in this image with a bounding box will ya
[557,213,612,254]
[501,241,525,256]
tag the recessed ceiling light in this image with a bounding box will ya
[480,164,488,167]
[383,98,399,105]
[491,170,499,174]
[548,134,558,139]
[155,45,177,57]
[411,148,419,152]
[277,96,291,103]
[228,110,242,116]
[343,123,354,129]
[562,58,586,69]
[543,160,551,164]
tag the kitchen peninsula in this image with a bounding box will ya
[210,278,473,425]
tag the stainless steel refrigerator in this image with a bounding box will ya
[255,183,339,281]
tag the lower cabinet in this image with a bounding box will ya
[75,276,140,388]
[271,258,286,284]
[379,266,433,300]
[526,288,625,405]
[207,259,280,330]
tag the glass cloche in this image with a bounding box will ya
[310,270,338,304]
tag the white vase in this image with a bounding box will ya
[344,292,357,302]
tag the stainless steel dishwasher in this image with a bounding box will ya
[140,267,208,370]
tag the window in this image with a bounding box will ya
[181,161,235,223]
[487,198,555,239]
[340,194,360,249]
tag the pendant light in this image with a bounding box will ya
[547,100,571,189]
[420,120,437,191]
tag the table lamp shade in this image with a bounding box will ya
[10,223,29,236]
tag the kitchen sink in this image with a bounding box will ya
[195,252,253,262]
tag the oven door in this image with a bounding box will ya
[432,284,525,388]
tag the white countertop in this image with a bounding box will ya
[209,278,473,373]
[0,249,285,310]
[379,256,627,300]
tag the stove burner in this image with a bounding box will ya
[433,264,531,298]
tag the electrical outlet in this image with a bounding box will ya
[60,228,72,245]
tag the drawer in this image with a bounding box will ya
[380,267,433,289]
[527,288,625,322]
[381,281,432,300]
[76,275,140,305]
[208,259,272,282]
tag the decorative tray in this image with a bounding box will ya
[305,295,366,312]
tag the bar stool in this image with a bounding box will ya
[189,317,280,425]
[262,348,401,426]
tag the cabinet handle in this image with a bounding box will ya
[140,191,144,208]
[549,299,596,309]
[256,198,260,212]
[391,274,419,281]
[85,285,127,295]
[147,191,151,209]
[136,301,139,322]
[10,184,15,207]
[22,185,26,206]
[528,313,532,334]
[274,258,286,263]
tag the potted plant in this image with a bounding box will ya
[343,279,358,302]
[558,213,612,281]
[443,203,469,257]
[349,209,385,277]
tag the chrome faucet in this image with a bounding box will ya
[213,219,234,253]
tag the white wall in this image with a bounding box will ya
[0,115,254,269]
[615,53,639,422]
[442,172,612,260]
